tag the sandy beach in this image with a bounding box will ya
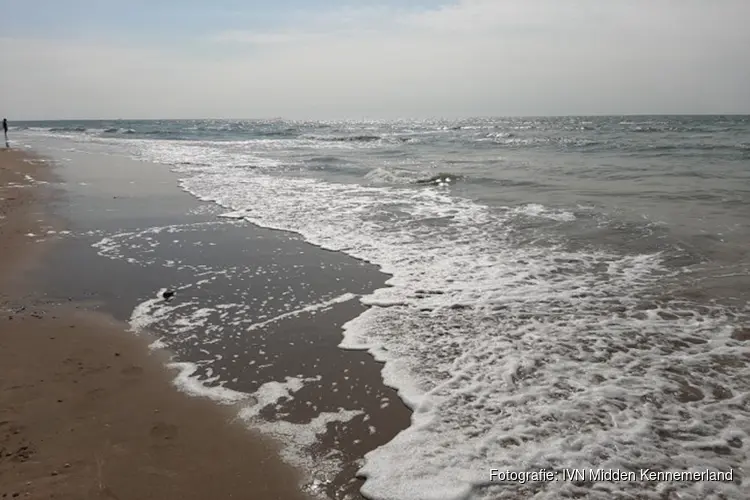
[0,149,310,500]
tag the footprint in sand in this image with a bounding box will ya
[149,422,178,441]
[121,365,144,376]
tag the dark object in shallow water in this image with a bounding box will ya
[415,174,454,185]
[162,290,175,300]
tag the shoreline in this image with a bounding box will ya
[3,143,414,500]
[0,148,312,500]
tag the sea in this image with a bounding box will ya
[12,116,750,499]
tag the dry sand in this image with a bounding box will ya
[0,148,309,499]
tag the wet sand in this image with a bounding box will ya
[9,145,412,499]
[0,149,310,500]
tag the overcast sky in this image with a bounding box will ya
[0,0,748,120]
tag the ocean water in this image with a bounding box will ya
[14,117,750,499]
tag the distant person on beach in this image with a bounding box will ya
[3,118,7,146]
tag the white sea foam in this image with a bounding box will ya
[170,167,748,500]
[512,203,577,222]
[93,221,235,266]
[218,209,252,219]
[149,338,168,351]
[364,167,421,185]
[238,376,364,498]
[129,285,365,493]
[245,293,358,332]
[168,361,248,404]
[129,288,194,333]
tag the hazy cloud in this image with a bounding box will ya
[208,31,324,45]
[1,0,748,119]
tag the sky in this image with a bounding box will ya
[0,0,748,120]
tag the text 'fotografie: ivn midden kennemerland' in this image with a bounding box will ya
[489,468,734,484]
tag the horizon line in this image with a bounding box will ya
[10,113,750,122]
